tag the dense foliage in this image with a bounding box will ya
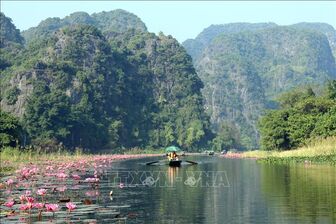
[22,10,147,45]
[211,122,241,151]
[183,23,336,149]
[0,12,24,47]
[0,12,24,71]
[259,81,336,151]
[2,12,335,152]
[0,12,212,151]
[0,110,22,147]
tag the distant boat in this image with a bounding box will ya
[204,150,215,156]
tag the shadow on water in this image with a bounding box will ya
[259,163,336,223]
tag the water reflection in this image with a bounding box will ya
[260,163,336,223]
[2,156,333,223]
[116,156,336,224]
[167,167,179,186]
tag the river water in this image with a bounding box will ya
[1,155,335,223]
[104,156,336,223]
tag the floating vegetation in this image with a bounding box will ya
[0,154,156,223]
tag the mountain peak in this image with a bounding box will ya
[22,9,147,45]
[0,12,24,47]
[92,9,147,33]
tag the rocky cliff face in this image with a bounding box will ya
[0,12,24,47]
[1,12,26,115]
[1,72,34,117]
[197,56,265,147]
[1,11,211,149]
[1,10,147,118]
[183,23,277,62]
[184,23,336,148]
[292,22,336,59]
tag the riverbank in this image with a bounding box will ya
[0,147,161,175]
[222,136,336,165]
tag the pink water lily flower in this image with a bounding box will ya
[57,172,68,179]
[26,197,35,203]
[20,204,29,211]
[37,188,47,196]
[19,195,26,202]
[85,177,99,183]
[21,202,33,210]
[6,179,14,185]
[33,203,44,209]
[4,200,14,208]
[72,174,81,180]
[56,186,67,192]
[85,190,99,197]
[45,203,59,212]
[46,166,53,171]
[18,167,39,179]
[27,202,33,209]
[66,202,76,212]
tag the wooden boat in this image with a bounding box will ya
[203,150,215,156]
[168,160,182,167]
[146,159,197,166]
[208,151,215,156]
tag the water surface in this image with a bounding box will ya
[1,156,335,223]
[105,156,336,223]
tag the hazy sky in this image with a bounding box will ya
[1,1,336,43]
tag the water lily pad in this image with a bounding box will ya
[106,205,131,209]
[59,198,70,202]
[82,218,97,223]
[96,211,120,217]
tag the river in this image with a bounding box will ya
[1,155,335,223]
[102,156,336,223]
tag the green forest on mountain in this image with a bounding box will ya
[1,11,336,152]
[183,22,336,149]
[0,11,215,151]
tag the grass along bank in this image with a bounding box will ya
[0,147,161,175]
[240,136,336,164]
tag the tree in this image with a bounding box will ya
[287,113,316,148]
[211,122,240,151]
[163,122,175,146]
[277,87,315,109]
[186,120,205,148]
[0,110,21,147]
[326,80,336,100]
[312,106,336,137]
[259,110,290,151]
[24,81,73,146]
[259,84,336,151]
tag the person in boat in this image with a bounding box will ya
[172,152,179,161]
[167,152,173,161]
